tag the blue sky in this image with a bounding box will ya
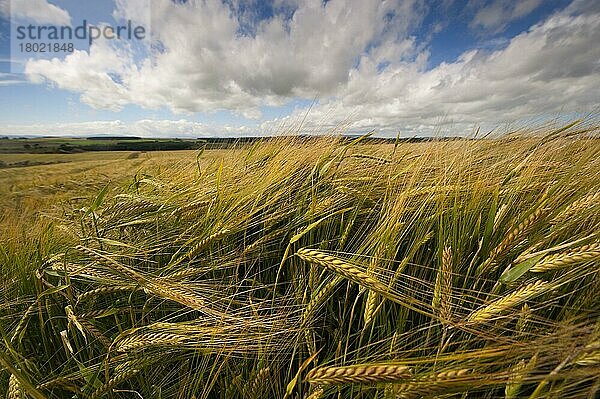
[418,0,571,67]
[0,0,597,137]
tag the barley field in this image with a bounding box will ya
[1,122,600,398]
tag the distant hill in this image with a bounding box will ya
[0,135,464,154]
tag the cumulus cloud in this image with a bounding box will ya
[24,0,423,118]
[18,0,600,136]
[3,0,71,25]
[26,39,135,111]
[469,0,543,33]
[260,4,600,135]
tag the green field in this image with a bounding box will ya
[0,137,206,156]
[1,125,600,398]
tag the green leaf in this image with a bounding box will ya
[85,184,110,216]
[290,207,353,244]
[88,308,121,318]
[38,284,71,298]
[95,237,141,250]
[483,189,499,249]
[283,350,320,399]
[500,254,545,284]
[75,358,103,390]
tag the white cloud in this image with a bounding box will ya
[25,38,135,111]
[24,0,423,118]
[0,80,24,85]
[16,0,600,136]
[5,0,71,25]
[0,72,27,85]
[0,119,258,138]
[470,0,543,33]
[260,5,600,135]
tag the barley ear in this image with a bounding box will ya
[245,367,270,397]
[479,208,544,274]
[432,246,453,324]
[576,341,600,366]
[530,242,600,273]
[89,369,140,399]
[11,302,37,344]
[393,368,472,399]
[302,275,344,326]
[363,290,379,328]
[552,191,600,223]
[468,281,549,323]
[505,354,537,399]
[305,387,324,399]
[296,249,389,295]
[7,374,22,399]
[363,249,385,328]
[306,364,412,385]
[516,303,531,333]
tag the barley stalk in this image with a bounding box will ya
[185,228,230,260]
[576,351,600,366]
[226,374,244,398]
[170,199,211,217]
[76,245,146,282]
[297,248,429,317]
[493,204,509,231]
[505,359,526,399]
[73,260,216,316]
[304,328,316,355]
[114,357,153,375]
[242,235,270,255]
[348,153,392,164]
[363,248,385,328]
[65,305,87,341]
[169,228,230,268]
[102,199,158,221]
[79,308,127,319]
[37,376,74,390]
[142,281,224,317]
[48,261,126,283]
[499,182,552,196]
[78,317,111,348]
[159,267,205,281]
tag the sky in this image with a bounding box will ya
[0,0,598,137]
